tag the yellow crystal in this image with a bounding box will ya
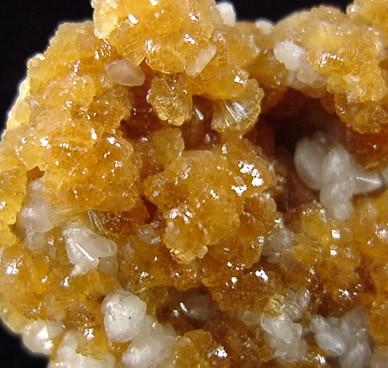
[2,0,388,367]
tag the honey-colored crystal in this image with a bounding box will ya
[2,0,388,367]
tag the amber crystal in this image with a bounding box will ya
[2,0,388,367]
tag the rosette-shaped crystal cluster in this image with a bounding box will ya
[2,0,388,367]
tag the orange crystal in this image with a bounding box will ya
[1,0,388,367]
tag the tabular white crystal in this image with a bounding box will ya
[16,179,54,250]
[261,313,301,343]
[122,334,175,368]
[342,306,369,334]
[310,314,330,333]
[314,326,347,357]
[274,338,307,363]
[105,59,145,87]
[274,41,326,94]
[216,2,236,27]
[22,319,63,355]
[320,178,355,220]
[294,134,383,221]
[260,286,310,363]
[18,180,53,233]
[352,163,383,194]
[53,332,115,368]
[274,41,306,72]
[63,225,117,276]
[321,145,353,184]
[261,313,306,362]
[101,289,147,343]
[122,315,176,368]
[354,172,383,193]
[294,137,327,190]
[310,307,372,368]
[320,144,383,194]
[255,19,274,35]
[339,339,372,368]
[321,145,383,195]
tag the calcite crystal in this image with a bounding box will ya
[2,0,388,367]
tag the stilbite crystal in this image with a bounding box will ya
[1,0,388,367]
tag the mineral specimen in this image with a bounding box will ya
[1,0,388,367]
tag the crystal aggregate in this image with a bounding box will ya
[2,0,388,367]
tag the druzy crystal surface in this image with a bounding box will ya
[2,0,388,367]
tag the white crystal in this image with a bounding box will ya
[54,332,115,368]
[105,59,145,87]
[295,134,383,221]
[320,178,355,220]
[260,286,311,363]
[315,327,347,357]
[311,307,372,368]
[261,313,306,362]
[16,179,54,250]
[273,337,307,363]
[216,2,236,27]
[122,334,175,368]
[342,306,369,335]
[339,339,371,368]
[261,313,301,343]
[23,319,63,355]
[321,145,353,185]
[63,225,117,276]
[255,19,274,34]
[101,289,147,343]
[273,40,326,93]
[294,137,327,190]
[352,161,383,193]
[122,315,176,368]
[310,315,330,333]
[274,41,306,72]
[354,171,383,193]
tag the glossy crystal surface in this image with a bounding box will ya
[1,0,388,367]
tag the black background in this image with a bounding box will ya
[0,0,349,367]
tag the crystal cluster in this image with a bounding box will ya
[1,0,388,367]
